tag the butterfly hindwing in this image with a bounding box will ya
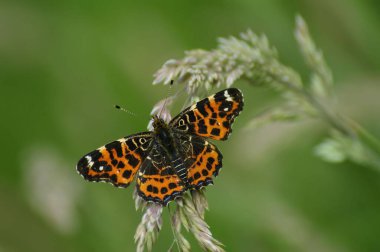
[76,132,152,188]
[136,174,185,206]
[170,88,244,140]
[176,135,223,189]
[136,145,185,205]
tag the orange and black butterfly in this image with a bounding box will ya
[76,88,244,205]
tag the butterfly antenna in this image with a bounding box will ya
[114,104,136,116]
[158,80,174,119]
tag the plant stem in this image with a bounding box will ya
[272,75,355,137]
[248,74,380,160]
[343,116,380,156]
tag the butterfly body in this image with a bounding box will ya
[151,115,190,186]
[77,88,244,205]
[152,116,177,159]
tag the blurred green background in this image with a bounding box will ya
[1,0,380,251]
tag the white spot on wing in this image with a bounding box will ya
[118,138,126,143]
[85,155,94,168]
[224,90,230,98]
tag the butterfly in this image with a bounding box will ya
[76,88,244,206]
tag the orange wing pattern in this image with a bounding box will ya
[76,133,152,188]
[136,174,185,205]
[136,146,185,205]
[184,137,223,189]
[170,88,244,140]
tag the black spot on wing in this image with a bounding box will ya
[220,101,232,112]
[218,112,227,118]
[206,162,212,170]
[123,169,132,179]
[125,139,137,151]
[76,156,89,175]
[169,183,177,189]
[213,90,226,102]
[187,111,196,122]
[105,141,124,157]
[92,161,109,172]
[103,164,112,172]
[153,186,159,194]
[222,121,229,128]
[207,157,215,165]
[125,154,139,167]
[194,172,201,180]
[202,169,208,176]
[87,150,102,160]
[196,99,209,117]
[110,174,117,183]
[210,128,220,136]
[117,161,125,168]
[147,184,153,192]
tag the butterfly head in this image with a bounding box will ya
[151,115,169,131]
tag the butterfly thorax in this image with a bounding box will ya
[152,116,176,155]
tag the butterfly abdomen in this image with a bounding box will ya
[171,154,188,186]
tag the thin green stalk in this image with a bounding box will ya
[272,75,355,137]
[282,77,380,158]
[245,74,355,138]
[261,74,380,161]
[344,116,380,156]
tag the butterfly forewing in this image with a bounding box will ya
[170,88,244,140]
[76,132,152,188]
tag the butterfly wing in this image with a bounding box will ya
[77,132,152,188]
[136,145,185,205]
[169,88,244,140]
[174,133,223,189]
